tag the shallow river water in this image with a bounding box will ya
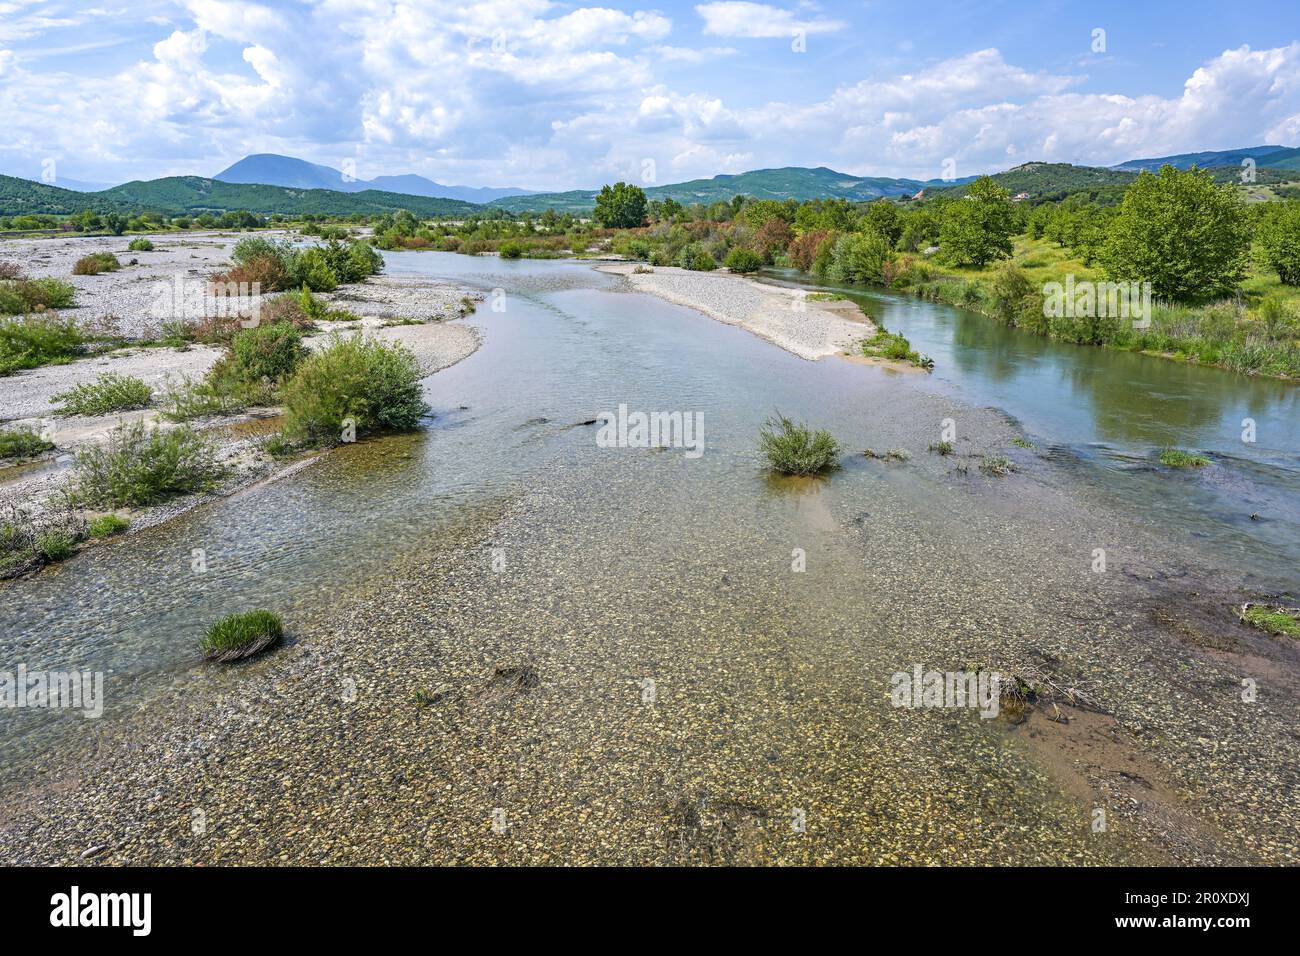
[2,253,1297,863]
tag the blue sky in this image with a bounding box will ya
[2,1,1299,190]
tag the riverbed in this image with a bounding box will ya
[1,252,1296,865]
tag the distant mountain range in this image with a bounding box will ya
[214,154,535,204]
[488,166,980,214]
[0,174,481,219]
[2,146,1297,220]
[1113,144,1300,172]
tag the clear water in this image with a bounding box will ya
[2,252,1296,785]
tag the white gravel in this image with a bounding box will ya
[0,232,482,547]
[0,230,267,339]
[598,263,874,360]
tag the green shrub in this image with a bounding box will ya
[159,320,196,348]
[202,609,284,662]
[88,513,130,538]
[157,374,245,421]
[71,419,225,507]
[231,236,291,268]
[0,277,77,315]
[723,248,763,273]
[1255,293,1297,342]
[988,263,1039,325]
[127,238,155,252]
[828,230,893,284]
[499,241,524,259]
[278,334,429,447]
[72,253,122,275]
[0,426,54,460]
[758,414,842,475]
[345,240,383,279]
[290,247,339,292]
[36,529,76,561]
[0,313,85,373]
[677,244,717,271]
[51,372,153,416]
[320,239,383,283]
[213,322,306,391]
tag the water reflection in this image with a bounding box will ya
[765,270,1300,459]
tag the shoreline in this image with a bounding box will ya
[596,262,880,362]
[1,231,482,577]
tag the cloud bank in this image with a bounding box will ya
[0,1,1297,189]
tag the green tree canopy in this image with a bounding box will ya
[1100,166,1251,301]
[1256,200,1300,286]
[593,182,648,229]
[937,176,1015,267]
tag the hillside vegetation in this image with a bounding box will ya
[0,174,480,220]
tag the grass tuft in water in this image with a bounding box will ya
[1159,448,1210,468]
[0,507,87,577]
[759,414,842,475]
[1240,604,1300,638]
[979,455,1013,477]
[202,610,284,662]
[928,440,955,456]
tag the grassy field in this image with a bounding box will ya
[895,235,1300,378]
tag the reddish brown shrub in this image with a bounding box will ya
[259,294,316,329]
[0,261,24,281]
[788,229,834,272]
[754,219,794,259]
[210,254,290,293]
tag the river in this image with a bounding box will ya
[1,252,1296,863]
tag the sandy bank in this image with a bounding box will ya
[597,262,874,361]
[0,232,482,561]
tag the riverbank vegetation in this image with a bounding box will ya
[0,507,87,577]
[271,334,428,451]
[70,419,225,507]
[212,236,383,294]
[358,168,1299,379]
[1240,603,1300,638]
[51,372,153,416]
[0,426,54,460]
[88,513,130,538]
[7,161,1299,380]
